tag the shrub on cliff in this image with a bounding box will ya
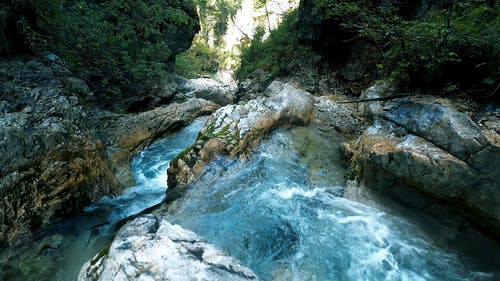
[1,0,199,101]
[176,35,221,78]
[314,0,500,98]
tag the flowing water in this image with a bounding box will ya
[1,117,499,280]
[160,126,500,281]
[0,118,207,281]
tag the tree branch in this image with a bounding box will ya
[336,93,412,103]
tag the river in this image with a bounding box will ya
[159,124,500,281]
[1,117,499,280]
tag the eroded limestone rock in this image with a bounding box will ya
[348,96,500,237]
[383,99,489,161]
[0,58,219,246]
[167,81,315,195]
[175,77,236,106]
[0,59,120,246]
[93,99,219,186]
[79,215,259,281]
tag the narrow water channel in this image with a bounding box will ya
[0,117,208,281]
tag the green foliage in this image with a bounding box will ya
[237,9,313,78]
[315,0,500,96]
[175,36,220,78]
[5,0,198,97]
[175,0,243,76]
[196,0,242,45]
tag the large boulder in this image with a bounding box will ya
[383,100,489,161]
[0,59,121,246]
[167,81,315,196]
[348,93,500,237]
[79,214,259,281]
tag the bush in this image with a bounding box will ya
[175,35,221,78]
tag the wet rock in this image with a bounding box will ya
[383,99,489,161]
[348,95,500,237]
[353,124,480,198]
[0,58,219,246]
[0,59,121,246]
[79,214,259,281]
[167,81,315,194]
[93,99,219,187]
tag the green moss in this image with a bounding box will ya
[4,0,199,95]
[315,0,500,97]
[90,243,111,266]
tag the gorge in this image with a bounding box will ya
[1,0,499,280]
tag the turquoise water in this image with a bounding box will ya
[1,118,499,281]
[159,126,500,281]
[0,117,208,281]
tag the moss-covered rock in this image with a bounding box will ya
[167,81,315,198]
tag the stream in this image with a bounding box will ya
[0,118,207,281]
[1,117,499,280]
[160,125,500,281]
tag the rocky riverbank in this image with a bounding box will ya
[344,83,500,238]
[0,58,228,247]
[79,214,259,281]
[1,56,499,279]
[165,79,500,241]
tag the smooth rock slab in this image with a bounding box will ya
[79,215,259,281]
[384,98,489,161]
[175,77,236,106]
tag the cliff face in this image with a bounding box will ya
[297,0,447,50]
[0,59,121,246]
[1,0,201,112]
